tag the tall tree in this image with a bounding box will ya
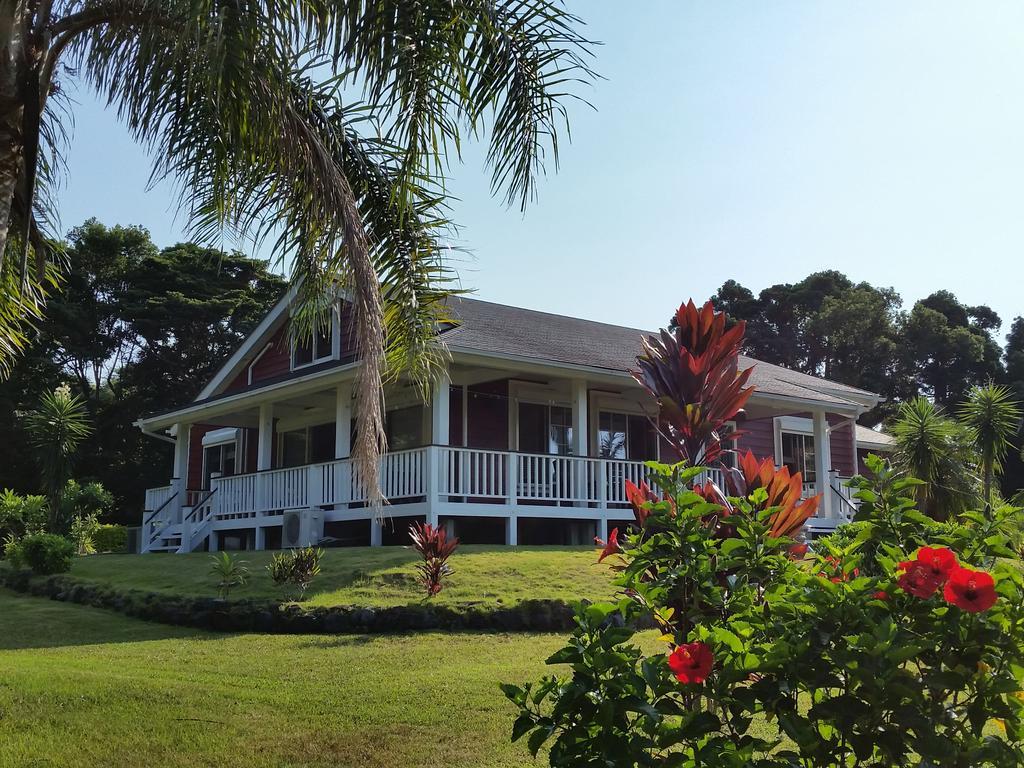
[0,1,595,501]
[958,383,1022,511]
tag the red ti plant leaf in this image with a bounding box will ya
[728,451,820,539]
[409,522,460,597]
[631,300,753,467]
[625,479,676,527]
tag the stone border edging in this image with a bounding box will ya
[0,567,603,634]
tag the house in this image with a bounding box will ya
[136,292,891,553]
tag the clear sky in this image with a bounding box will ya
[57,1,1024,336]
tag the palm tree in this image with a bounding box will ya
[0,1,595,501]
[958,383,1023,511]
[890,397,980,520]
[24,384,91,532]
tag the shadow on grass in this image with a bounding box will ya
[0,589,215,651]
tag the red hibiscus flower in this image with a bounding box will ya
[668,642,714,685]
[896,560,942,599]
[943,566,997,613]
[596,527,621,563]
[914,547,958,583]
[872,590,889,601]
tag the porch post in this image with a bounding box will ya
[172,422,191,522]
[571,380,589,506]
[427,374,450,528]
[506,514,518,546]
[256,403,274,514]
[812,410,833,519]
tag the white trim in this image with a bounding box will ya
[290,303,342,371]
[247,344,271,386]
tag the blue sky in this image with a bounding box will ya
[58,1,1024,335]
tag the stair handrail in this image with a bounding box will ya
[143,491,179,527]
[182,488,218,524]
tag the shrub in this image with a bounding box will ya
[61,480,113,523]
[70,513,101,555]
[0,488,47,540]
[93,524,128,553]
[15,533,75,575]
[267,546,324,601]
[409,522,459,597]
[505,456,1024,767]
[209,551,249,599]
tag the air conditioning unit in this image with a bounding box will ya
[281,508,325,549]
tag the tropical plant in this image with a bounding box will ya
[506,455,1024,767]
[267,546,324,601]
[92,523,127,553]
[209,551,249,599]
[891,396,980,519]
[0,2,595,503]
[633,300,753,467]
[409,522,459,598]
[958,383,1023,511]
[69,511,100,555]
[60,479,112,523]
[23,384,91,531]
[0,488,47,540]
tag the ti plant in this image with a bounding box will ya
[409,522,459,598]
[267,547,324,602]
[209,551,249,599]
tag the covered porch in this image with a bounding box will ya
[140,358,857,553]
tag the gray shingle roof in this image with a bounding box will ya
[856,424,896,448]
[441,297,879,408]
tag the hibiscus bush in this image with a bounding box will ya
[505,300,1024,767]
[505,455,1024,767]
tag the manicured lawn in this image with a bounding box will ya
[64,545,617,607]
[0,589,580,768]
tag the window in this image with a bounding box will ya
[291,312,338,369]
[599,411,657,461]
[781,432,816,483]
[279,423,338,467]
[281,429,308,468]
[202,441,237,489]
[517,402,574,455]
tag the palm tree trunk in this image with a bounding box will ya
[0,5,26,268]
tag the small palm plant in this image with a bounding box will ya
[24,385,91,533]
[409,522,459,598]
[958,383,1023,512]
[267,547,324,602]
[209,552,249,599]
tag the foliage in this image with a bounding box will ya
[69,513,101,556]
[266,546,324,601]
[0,488,47,540]
[506,455,1024,767]
[23,385,91,532]
[11,533,75,575]
[958,384,1023,509]
[0,2,595,510]
[891,397,981,519]
[634,300,754,466]
[409,522,460,598]
[209,552,249,600]
[92,525,128,554]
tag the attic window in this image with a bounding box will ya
[291,308,340,370]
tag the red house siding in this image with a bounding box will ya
[828,419,856,477]
[736,417,775,461]
[449,385,464,445]
[249,327,291,384]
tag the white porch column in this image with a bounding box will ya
[571,380,588,506]
[431,372,451,445]
[335,383,352,459]
[172,422,191,522]
[253,526,266,551]
[506,514,518,546]
[256,403,274,514]
[370,518,383,546]
[813,410,833,519]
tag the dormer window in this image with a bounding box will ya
[291,305,341,370]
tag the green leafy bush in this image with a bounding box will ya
[93,524,128,553]
[0,488,47,541]
[267,547,324,601]
[70,513,101,555]
[505,456,1024,767]
[15,533,75,575]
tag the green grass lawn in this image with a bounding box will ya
[64,545,617,607]
[0,588,581,768]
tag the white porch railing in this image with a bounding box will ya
[144,484,175,512]
[143,448,775,530]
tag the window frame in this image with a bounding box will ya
[289,304,342,371]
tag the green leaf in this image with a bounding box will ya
[511,714,534,742]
